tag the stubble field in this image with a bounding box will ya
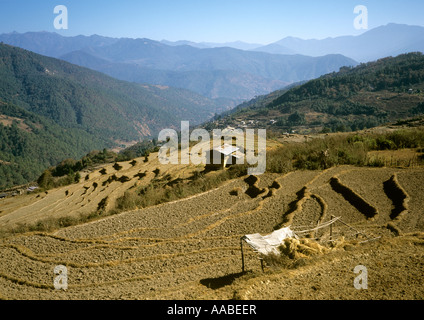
[0,152,423,300]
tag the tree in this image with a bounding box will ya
[288,111,306,126]
[37,170,54,190]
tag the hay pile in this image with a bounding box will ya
[278,238,330,259]
[277,237,355,260]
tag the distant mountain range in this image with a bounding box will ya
[0,31,358,101]
[62,40,356,100]
[253,24,424,63]
[160,39,263,51]
[161,23,424,63]
[160,23,424,63]
[1,24,423,102]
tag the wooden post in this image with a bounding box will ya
[240,238,245,273]
[260,259,264,272]
[336,218,368,239]
[330,215,334,240]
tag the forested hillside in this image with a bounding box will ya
[0,44,224,189]
[214,53,424,133]
[0,44,225,140]
[0,102,107,188]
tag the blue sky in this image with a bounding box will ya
[0,0,423,44]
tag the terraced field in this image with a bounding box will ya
[0,159,423,300]
[0,152,195,228]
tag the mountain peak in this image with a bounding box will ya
[255,24,424,62]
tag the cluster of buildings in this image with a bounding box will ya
[0,186,38,199]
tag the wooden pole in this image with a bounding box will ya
[240,238,245,273]
[330,215,334,240]
[336,218,368,239]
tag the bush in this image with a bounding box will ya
[376,137,396,150]
[113,162,123,171]
[37,170,54,190]
[386,129,424,149]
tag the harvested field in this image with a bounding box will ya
[0,162,423,300]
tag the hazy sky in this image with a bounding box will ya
[0,0,423,44]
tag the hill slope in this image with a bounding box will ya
[0,152,423,299]
[0,44,225,138]
[211,52,424,133]
[0,102,107,189]
[0,44,225,188]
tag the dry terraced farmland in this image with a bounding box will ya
[0,157,423,300]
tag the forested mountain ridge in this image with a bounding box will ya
[0,31,119,58]
[210,52,424,133]
[0,43,225,189]
[0,43,225,138]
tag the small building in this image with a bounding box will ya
[27,186,38,192]
[205,144,244,171]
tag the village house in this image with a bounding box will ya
[205,144,245,171]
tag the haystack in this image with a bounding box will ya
[278,238,329,259]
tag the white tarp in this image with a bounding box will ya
[242,227,298,255]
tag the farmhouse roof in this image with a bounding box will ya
[213,144,240,156]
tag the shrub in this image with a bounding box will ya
[376,137,396,150]
[113,162,123,171]
[37,170,54,190]
[366,156,385,167]
[386,129,424,149]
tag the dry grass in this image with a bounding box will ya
[0,128,423,299]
